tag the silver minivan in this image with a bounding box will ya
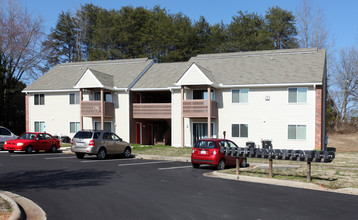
[0,126,17,150]
[71,130,131,159]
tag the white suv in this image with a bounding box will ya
[0,126,17,150]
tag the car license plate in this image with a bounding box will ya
[201,150,207,155]
[76,142,85,147]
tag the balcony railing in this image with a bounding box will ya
[81,101,114,117]
[133,103,171,119]
[182,100,218,118]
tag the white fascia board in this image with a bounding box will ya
[218,82,322,88]
[22,89,80,93]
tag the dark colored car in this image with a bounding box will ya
[71,130,132,160]
[191,138,247,170]
[4,132,60,153]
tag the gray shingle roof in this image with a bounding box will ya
[24,58,153,91]
[190,48,326,85]
[24,48,326,92]
[132,62,191,89]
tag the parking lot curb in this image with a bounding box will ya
[0,192,21,220]
[206,171,358,196]
[0,191,46,220]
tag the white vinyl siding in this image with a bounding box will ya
[232,89,248,103]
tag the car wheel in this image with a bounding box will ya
[76,153,85,159]
[97,148,107,160]
[26,146,33,154]
[217,159,226,170]
[51,145,57,153]
[8,150,14,153]
[123,147,131,158]
[192,163,200,168]
[240,158,247,168]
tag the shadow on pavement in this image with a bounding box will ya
[0,169,116,191]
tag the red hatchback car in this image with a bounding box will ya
[4,132,60,153]
[191,138,247,170]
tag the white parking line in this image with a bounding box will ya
[158,166,192,170]
[81,158,136,163]
[45,156,76,160]
[117,161,173,167]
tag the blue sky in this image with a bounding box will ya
[21,0,358,50]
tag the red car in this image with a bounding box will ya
[4,132,60,153]
[191,138,247,170]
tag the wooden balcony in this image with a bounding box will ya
[133,103,171,119]
[183,100,218,118]
[81,101,114,117]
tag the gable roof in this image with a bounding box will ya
[175,63,217,87]
[188,48,326,86]
[74,69,114,89]
[24,58,153,92]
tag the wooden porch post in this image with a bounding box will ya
[101,89,104,130]
[181,86,184,148]
[207,86,211,138]
[80,89,83,130]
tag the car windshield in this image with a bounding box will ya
[74,131,93,139]
[19,133,36,140]
[194,140,217,149]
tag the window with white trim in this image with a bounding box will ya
[232,89,248,103]
[288,88,307,103]
[34,121,45,132]
[288,125,306,140]
[232,124,248,138]
[70,122,81,133]
[69,93,80,105]
[34,94,45,105]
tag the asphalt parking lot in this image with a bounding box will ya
[1,151,358,220]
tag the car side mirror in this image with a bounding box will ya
[119,138,122,142]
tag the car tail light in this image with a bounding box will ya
[71,139,73,145]
[89,140,95,146]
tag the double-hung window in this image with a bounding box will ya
[288,125,306,140]
[34,121,45,132]
[70,122,81,133]
[232,89,248,103]
[232,124,248,138]
[69,93,80,105]
[34,94,45,105]
[288,88,307,103]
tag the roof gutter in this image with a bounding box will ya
[218,82,322,88]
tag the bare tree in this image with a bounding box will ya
[0,0,45,131]
[330,48,358,130]
[0,0,46,83]
[295,0,331,49]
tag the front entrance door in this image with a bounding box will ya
[193,123,214,145]
[136,123,141,144]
